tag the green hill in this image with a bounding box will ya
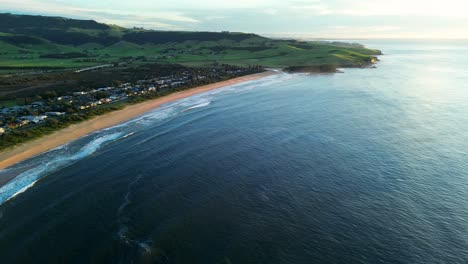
[0,13,381,71]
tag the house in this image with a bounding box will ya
[8,119,30,128]
[171,81,184,87]
[57,96,72,101]
[57,96,73,104]
[45,112,66,116]
[20,120,30,126]
[20,115,48,124]
[1,108,11,114]
[99,98,112,104]
[3,106,26,114]
[31,101,44,107]
[89,101,101,107]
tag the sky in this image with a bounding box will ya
[1,0,468,39]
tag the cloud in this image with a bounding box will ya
[0,0,198,30]
[1,0,468,38]
[155,0,286,9]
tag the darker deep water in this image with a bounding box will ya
[0,40,468,263]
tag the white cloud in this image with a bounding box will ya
[1,0,468,38]
[323,0,468,17]
[0,0,199,30]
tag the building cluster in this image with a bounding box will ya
[0,66,260,135]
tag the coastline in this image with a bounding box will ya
[0,71,276,170]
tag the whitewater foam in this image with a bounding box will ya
[0,132,124,206]
[122,132,135,138]
[8,180,39,202]
[182,101,211,112]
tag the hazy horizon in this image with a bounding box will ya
[1,0,468,39]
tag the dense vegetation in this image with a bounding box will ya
[0,13,381,72]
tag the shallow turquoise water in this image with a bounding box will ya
[0,40,467,263]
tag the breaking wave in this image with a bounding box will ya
[182,101,211,112]
[0,132,124,205]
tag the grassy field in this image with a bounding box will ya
[0,13,381,73]
[0,38,381,70]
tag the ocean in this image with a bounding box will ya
[0,40,467,263]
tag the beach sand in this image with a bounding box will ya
[0,71,276,170]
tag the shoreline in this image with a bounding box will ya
[0,71,277,170]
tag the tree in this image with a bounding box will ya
[41,90,57,99]
[112,80,123,87]
[94,91,108,100]
[47,118,59,126]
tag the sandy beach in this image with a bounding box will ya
[0,71,276,170]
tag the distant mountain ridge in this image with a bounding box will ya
[0,13,263,46]
[0,13,111,31]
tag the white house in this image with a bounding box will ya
[45,112,66,116]
[20,115,48,124]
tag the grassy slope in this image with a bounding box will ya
[0,13,382,70]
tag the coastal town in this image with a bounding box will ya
[0,65,263,139]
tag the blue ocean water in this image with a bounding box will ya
[0,40,468,263]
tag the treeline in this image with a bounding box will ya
[40,52,91,59]
[205,46,271,52]
[122,32,262,45]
